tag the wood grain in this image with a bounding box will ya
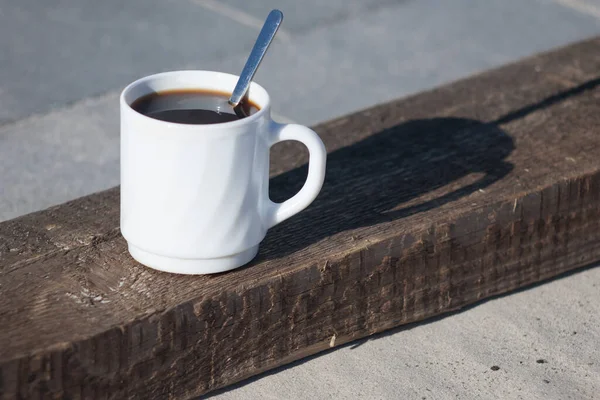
[1,37,600,399]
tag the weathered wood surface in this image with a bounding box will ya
[2,37,600,399]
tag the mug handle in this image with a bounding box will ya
[265,121,327,228]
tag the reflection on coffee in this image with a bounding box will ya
[131,89,260,124]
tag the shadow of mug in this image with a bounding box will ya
[260,117,515,260]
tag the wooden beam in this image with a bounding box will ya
[2,37,600,399]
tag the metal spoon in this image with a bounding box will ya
[229,9,283,116]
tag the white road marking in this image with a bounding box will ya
[552,0,600,19]
[191,0,292,43]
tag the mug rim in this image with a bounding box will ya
[120,70,271,130]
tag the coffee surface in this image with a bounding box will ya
[131,89,260,124]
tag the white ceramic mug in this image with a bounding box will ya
[120,71,327,274]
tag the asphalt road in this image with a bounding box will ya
[1,0,599,399]
[2,0,600,221]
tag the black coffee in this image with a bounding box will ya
[131,89,260,124]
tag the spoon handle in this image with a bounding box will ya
[228,9,283,107]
